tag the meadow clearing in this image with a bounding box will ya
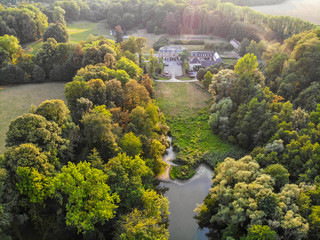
[0,82,66,153]
[23,20,110,54]
[156,82,244,179]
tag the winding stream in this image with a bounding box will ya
[160,137,213,240]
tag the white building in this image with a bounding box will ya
[158,46,185,61]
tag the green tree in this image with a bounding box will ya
[121,36,138,54]
[234,53,259,78]
[43,23,69,43]
[245,225,277,240]
[209,69,238,103]
[35,38,58,78]
[202,71,213,90]
[105,79,125,107]
[106,153,152,211]
[0,34,22,64]
[116,189,169,240]
[81,106,118,159]
[264,164,289,192]
[35,99,71,127]
[115,57,143,79]
[136,37,147,66]
[54,161,119,233]
[6,113,66,153]
[87,78,106,106]
[196,68,206,81]
[196,155,308,239]
[16,166,53,204]
[54,1,80,22]
[120,132,142,157]
[53,6,66,25]
[149,49,157,77]
[115,69,130,86]
[4,143,55,176]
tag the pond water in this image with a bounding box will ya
[160,137,214,240]
[251,0,320,25]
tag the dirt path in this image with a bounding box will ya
[157,164,171,181]
[155,79,198,83]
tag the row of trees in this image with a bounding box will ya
[0,3,48,43]
[105,0,314,41]
[221,0,286,6]
[196,28,320,239]
[0,31,152,84]
[0,38,170,239]
[1,0,315,46]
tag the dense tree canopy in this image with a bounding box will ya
[54,161,119,233]
[0,4,48,43]
[43,23,69,43]
[0,0,319,239]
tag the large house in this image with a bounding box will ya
[158,46,185,61]
[188,51,222,73]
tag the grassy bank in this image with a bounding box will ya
[156,82,244,179]
[0,82,66,154]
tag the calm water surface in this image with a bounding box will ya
[160,137,213,240]
[251,0,320,24]
[160,165,213,240]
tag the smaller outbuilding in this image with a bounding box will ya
[230,38,240,50]
[188,52,222,74]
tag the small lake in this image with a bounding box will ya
[160,137,214,240]
[251,0,320,25]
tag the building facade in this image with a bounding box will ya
[158,46,185,61]
[188,51,222,72]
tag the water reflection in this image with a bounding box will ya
[159,137,213,240]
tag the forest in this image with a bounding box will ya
[1,0,320,239]
[196,28,320,239]
[0,34,172,239]
[0,0,315,85]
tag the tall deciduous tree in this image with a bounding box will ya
[120,132,142,157]
[43,23,69,43]
[54,161,119,233]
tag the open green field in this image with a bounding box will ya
[156,82,244,179]
[0,82,66,154]
[67,20,110,42]
[130,29,229,51]
[222,57,238,65]
[24,20,111,54]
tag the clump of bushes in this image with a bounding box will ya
[170,165,196,180]
[173,40,204,45]
[153,36,169,51]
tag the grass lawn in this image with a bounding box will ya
[156,82,244,179]
[155,76,170,80]
[23,39,43,55]
[176,76,195,80]
[130,29,230,51]
[222,57,238,65]
[67,20,111,42]
[0,82,66,154]
[23,20,111,54]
